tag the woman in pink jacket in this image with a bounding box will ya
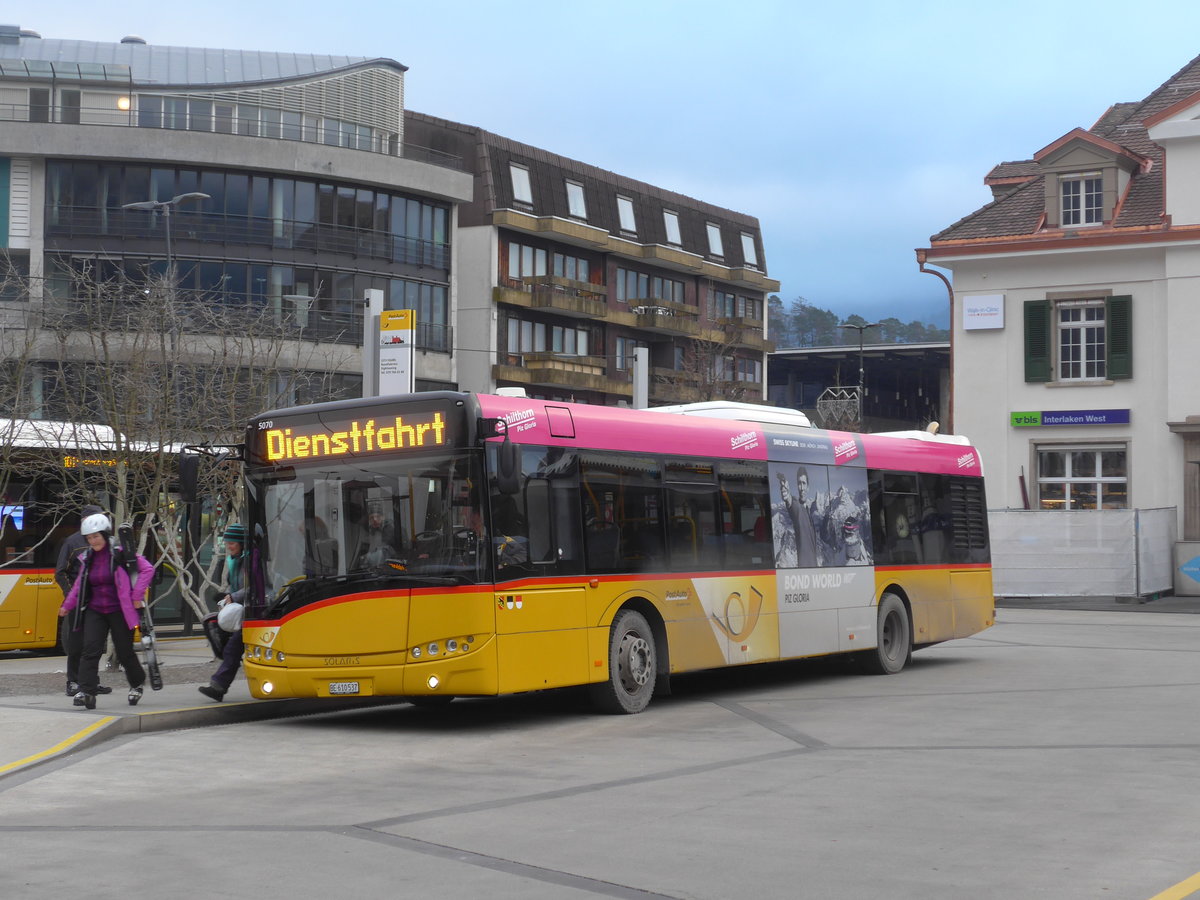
[58,513,155,709]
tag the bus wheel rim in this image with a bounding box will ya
[619,633,651,692]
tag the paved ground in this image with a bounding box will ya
[2,603,1199,900]
[0,592,1195,780]
[0,636,404,778]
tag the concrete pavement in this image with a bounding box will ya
[2,593,1196,781]
[0,634,403,779]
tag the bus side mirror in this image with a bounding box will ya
[178,452,200,502]
[483,418,520,495]
[497,437,520,495]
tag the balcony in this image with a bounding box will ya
[493,353,632,395]
[492,209,610,248]
[631,303,701,337]
[493,276,607,319]
[46,206,451,270]
[714,317,772,351]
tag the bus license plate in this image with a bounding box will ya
[328,681,360,695]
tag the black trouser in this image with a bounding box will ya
[62,616,84,685]
[78,608,144,695]
[211,630,244,692]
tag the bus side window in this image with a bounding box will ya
[917,473,952,564]
[490,444,583,580]
[718,459,770,570]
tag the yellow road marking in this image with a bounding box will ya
[1149,872,1200,900]
[0,716,116,774]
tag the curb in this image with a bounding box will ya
[1,696,410,780]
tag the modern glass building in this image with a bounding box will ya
[0,23,473,413]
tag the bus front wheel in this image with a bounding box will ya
[863,593,911,675]
[591,609,657,714]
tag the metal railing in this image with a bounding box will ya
[8,299,453,352]
[46,206,451,269]
[0,101,465,171]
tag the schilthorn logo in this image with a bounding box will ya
[833,439,858,462]
[956,452,976,470]
[731,430,758,451]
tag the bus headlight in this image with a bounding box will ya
[427,675,440,690]
[262,681,274,694]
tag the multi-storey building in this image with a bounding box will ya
[0,25,778,417]
[405,112,778,406]
[0,23,472,412]
[921,53,1200,596]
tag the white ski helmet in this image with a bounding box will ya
[80,513,112,536]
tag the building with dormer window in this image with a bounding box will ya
[920,53,1200,598]
[405,112,778,407]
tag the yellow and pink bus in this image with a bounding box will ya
[240,391,993,713]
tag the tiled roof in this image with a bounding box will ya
[985,161,1039,182]
[932,54,1200,243]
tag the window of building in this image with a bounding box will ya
[510,164,533,205]
[566,180,587,219]
[711,290,763,322]
[215,103,235,134]
[60,90,81,125]
[551,323,589,355]
[1061,174,1102,226]
[552,252,590,282]
[617,195,636,233]
[1058,300,1106,380]
[28,87,49,123]
[740,232,758,267]
[507,242,548,282]
[663,210,681,245]
[615,336,646,371]
[733,357,763,383]
[1023,296,1131,383]
[616,268,684,305]
[506,316,590,358]
[0,253,30,302]
[1036,445,1127,510]
[706,223,724,257]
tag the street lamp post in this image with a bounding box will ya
[839,321,880,426]
[121,192,210,287]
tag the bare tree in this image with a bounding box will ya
[653,319,766,404]
[1,257,357,619]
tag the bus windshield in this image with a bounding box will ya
[245,449,488,610]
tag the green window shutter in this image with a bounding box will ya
[1106,295,1132,379]
[1023,299,1052,382]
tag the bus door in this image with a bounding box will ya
[312,478,346,576]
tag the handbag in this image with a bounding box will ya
[202,612,229,659]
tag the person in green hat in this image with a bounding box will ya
[199,523,250,701]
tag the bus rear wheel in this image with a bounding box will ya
[863,592,910,675]
[591,609,656,714]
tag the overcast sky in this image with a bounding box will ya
[12,0,1200,326]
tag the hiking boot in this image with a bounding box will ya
[198,684,225,702]
[96,685,113,695]
[66,681,79,696]
[127,685,144,706]
[73,691,96,710]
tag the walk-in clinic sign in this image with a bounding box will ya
[378,309,415,395]
[962,294,1004,330]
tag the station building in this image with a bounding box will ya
[921,53,1200,598]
